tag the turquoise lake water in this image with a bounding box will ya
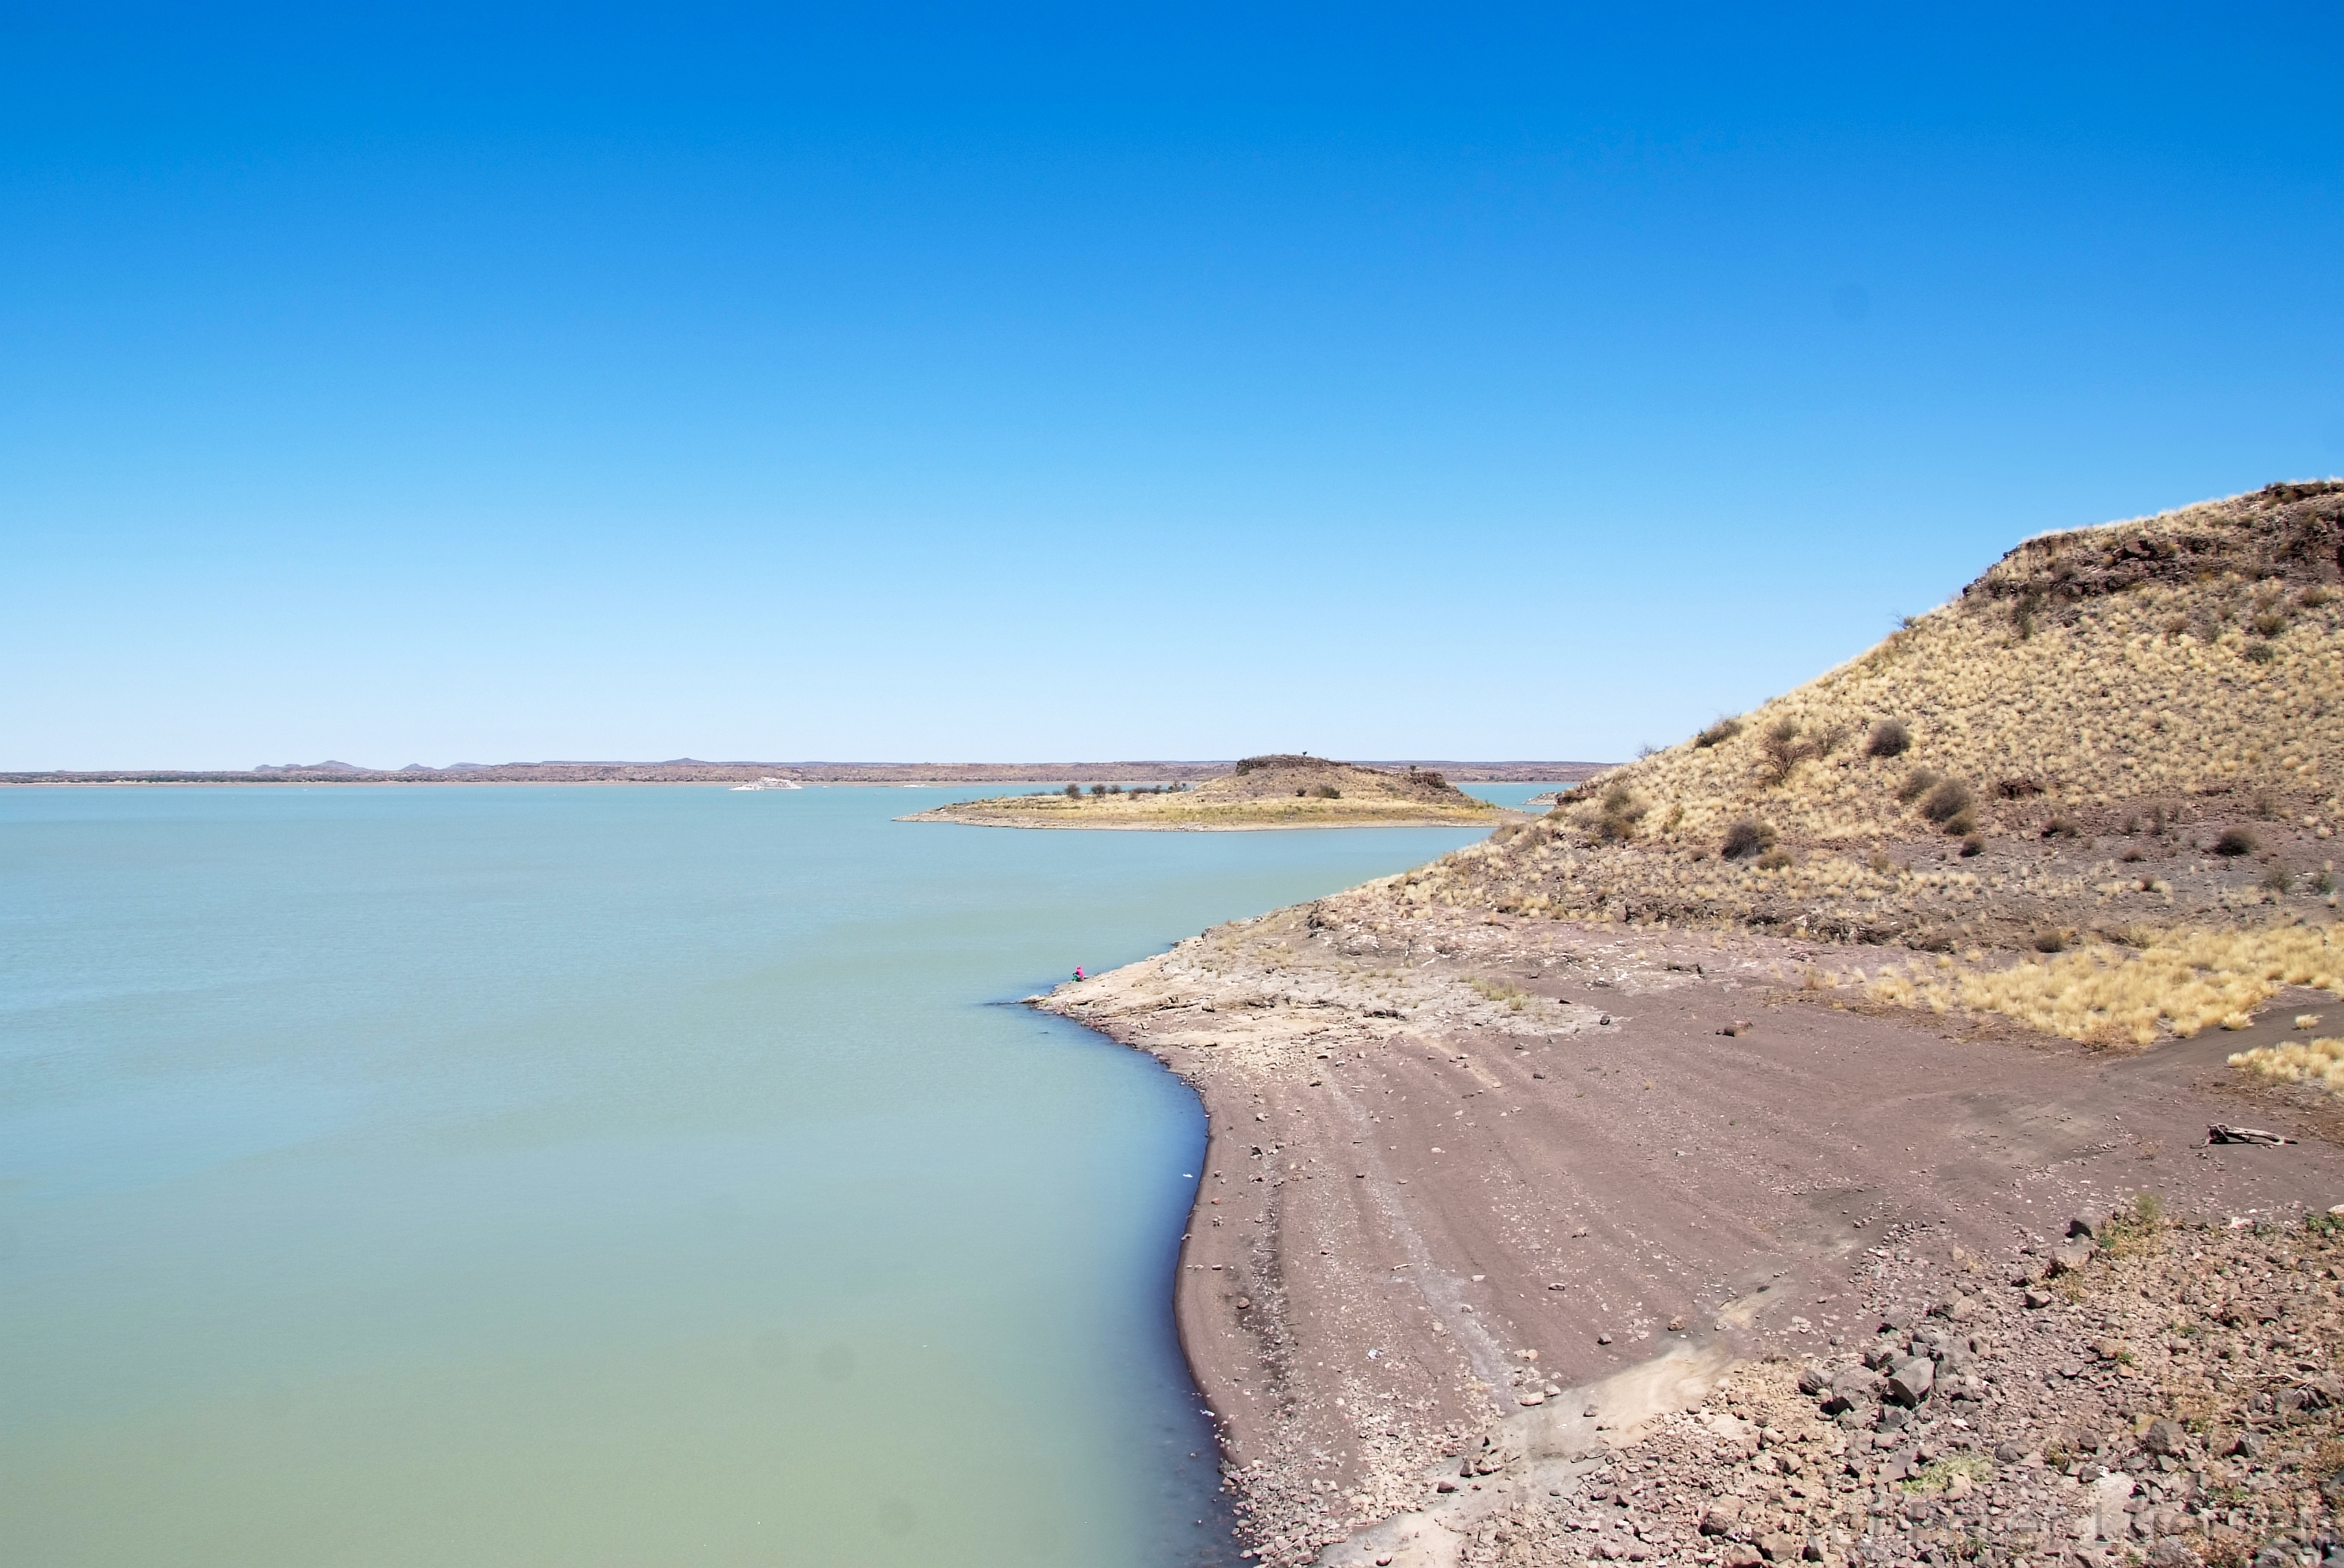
[0,784,1544,1566]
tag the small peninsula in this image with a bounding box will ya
[901,754,1524,830]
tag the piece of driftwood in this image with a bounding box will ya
[2207,1124,2295,1146]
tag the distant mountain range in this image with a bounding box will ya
[6,759,1608,786]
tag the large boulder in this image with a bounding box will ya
[1823,1367,1884,1414]
[1886,1356,1935,1406]
[1699,1497,1746,1536]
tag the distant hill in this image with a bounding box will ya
[902,754,1522,829]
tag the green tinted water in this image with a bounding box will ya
[0,785,1510,1566]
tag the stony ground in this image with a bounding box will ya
[1312,1207,2344,1568]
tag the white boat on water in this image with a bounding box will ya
[731,776,803,791]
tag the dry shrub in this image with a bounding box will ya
[1594,785,1646,842]
[1867,922,2344,1045]
[1757,719,1808,785]
[1866,719,1911,758]
[2214,829,2258,857]
[1721,819,1776,860]
[1693,716,1743,749]
[1917,778,1974,829]
[1756,847,1793,870]
[1896,768,1942,805]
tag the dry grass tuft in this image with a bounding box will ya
[1868,922,2344,1045]
[2229,1036,2344,1094]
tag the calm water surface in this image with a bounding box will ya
[0,785,1533,1566]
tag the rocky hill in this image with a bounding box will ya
[1352,484,2344,1036]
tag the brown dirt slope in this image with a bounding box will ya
[904,756,1515,829]
[1384,483,2344,953]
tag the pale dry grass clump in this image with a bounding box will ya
[2228,1036,2344,1093]
[1866,922,2344,1044]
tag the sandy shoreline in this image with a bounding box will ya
[1038,895,2344,1566]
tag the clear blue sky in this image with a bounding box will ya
[5,5,2340,770]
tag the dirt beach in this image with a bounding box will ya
[1037,904,2344,1566]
